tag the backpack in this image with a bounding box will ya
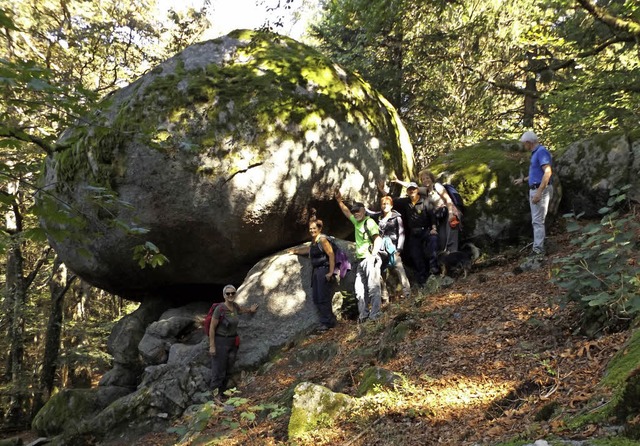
[364,218,396,270]
[381,236,397,269]
[203,302,237,336]
[440,183,464,214]
[318,235,352,279]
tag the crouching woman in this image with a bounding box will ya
[209,284,258,401]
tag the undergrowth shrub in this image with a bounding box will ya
[552,185,639,335]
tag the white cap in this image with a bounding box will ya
[519,131,538,143]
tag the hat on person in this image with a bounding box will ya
[406,182,419,189]
[350,202,365,213]
[519,131,538,143]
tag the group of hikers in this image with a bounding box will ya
[207,130,554,402]
[292,168,464,328]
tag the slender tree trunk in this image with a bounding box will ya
[33,257,76,416]
[523,76,537,128]
[523,50,539,128]
[5,238,27,425]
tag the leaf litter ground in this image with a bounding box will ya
[108,228,637,445]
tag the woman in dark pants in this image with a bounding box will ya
[288,211,337,331]
[208,284,257,401]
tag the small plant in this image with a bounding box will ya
[132,241,169,268]
[552,185,639,334]
[167,390,288,444]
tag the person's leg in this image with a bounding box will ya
[427,233,440,274]
[364,255,382,320]
[380,268,390,304]
[408,235,427,285]
[354,261,369,321]
[437,214,449,253]
[210,335,230,395]
[393,256,411,298]
[221,342,238,395]
[447,226,459,252]
[313,266,335,327]
[530,186,553,254]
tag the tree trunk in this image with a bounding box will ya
[5,237,27,425]
[523,75,537,128]
[33,257,76,416]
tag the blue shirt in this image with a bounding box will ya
[529,145,552,186]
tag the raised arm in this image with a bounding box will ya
[335,189,352,219]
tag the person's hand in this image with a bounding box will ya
[513,178,523,186]
[532,192,542,204]
[430,226,437,235]
[209,346,216,356]
[287,248,295,255]
[325,272,333,281]
[249,303,259,313]
[335,189,342,202]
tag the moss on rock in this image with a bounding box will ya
[53,29,413,190]
[32,388,100,436]
[288,382,354,439]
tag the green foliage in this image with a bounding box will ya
[167,390,287,444]
[310,0,640,163]
[132,241,169,269]
[552,185,639,333]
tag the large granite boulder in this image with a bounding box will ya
[554,130,640,217]
[39,29,414,300]
[427,140,562,249]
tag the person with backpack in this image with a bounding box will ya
[207,285,258,402]
[386,182,440,285]
[287,210,338,332]
[392,170,461,253]
[335,189,383,322]
[377,195,411,301]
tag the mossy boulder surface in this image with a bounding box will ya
[40,29,413,300]
[32,389,100,436]
[555,130,639,217]
[427,140,561,248]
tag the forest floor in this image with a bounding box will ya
[130,220,638,446]
[7,221,637,446]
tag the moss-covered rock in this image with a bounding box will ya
[31,389,100,436]
[40,29,414,300]
[288,382,354,439]
[555,131,638,217]
[356,366,403,396]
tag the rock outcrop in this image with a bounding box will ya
[554,130,640,217]
[39,29,414,300]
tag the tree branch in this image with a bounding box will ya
[0,125,54,155]
[25,246,52,289]
[576,0,640,37]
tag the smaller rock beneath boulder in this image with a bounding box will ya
[288,382,354,439]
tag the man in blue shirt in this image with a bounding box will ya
[513,131,553,256]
